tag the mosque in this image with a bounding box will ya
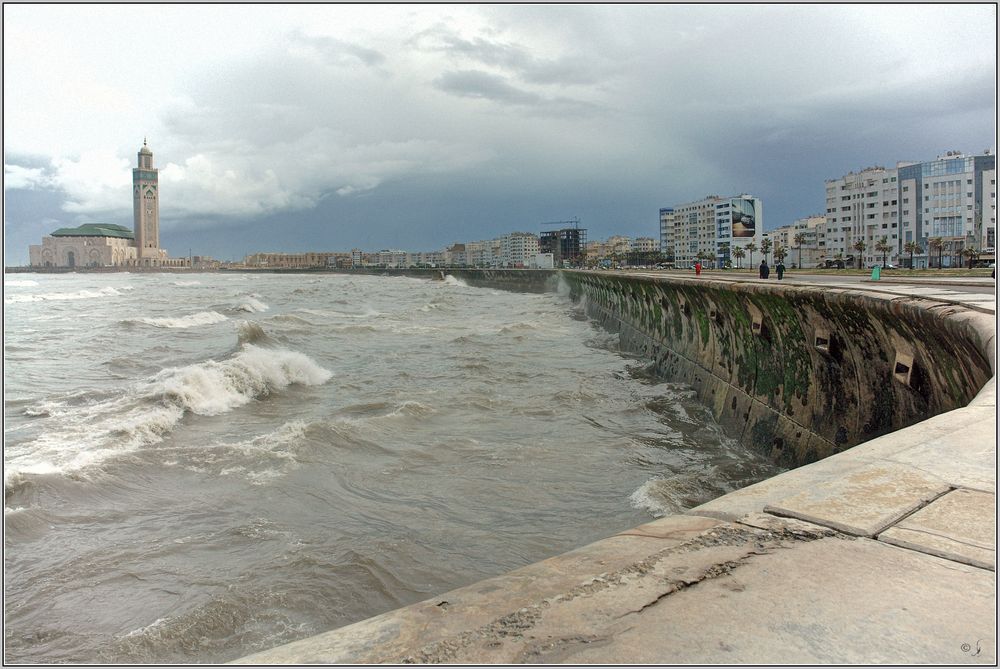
[29,140,185,268]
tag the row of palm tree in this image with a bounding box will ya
[721,235,981,271]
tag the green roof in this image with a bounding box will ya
[51,224,134,239]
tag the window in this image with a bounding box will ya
[903,186,909,192]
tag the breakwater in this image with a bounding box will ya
[356,268,993,468]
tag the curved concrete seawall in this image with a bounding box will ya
[236,269,995,664]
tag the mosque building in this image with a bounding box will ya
[29,140,185,268]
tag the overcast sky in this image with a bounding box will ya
[3,4,996,264]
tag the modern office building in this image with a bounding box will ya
[666,194,763,268]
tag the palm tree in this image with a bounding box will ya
[773,244,788,264]
[903,241,921,269]
[745,241,757,268]
[874,236,891,269]
[760,238,773,265]
[732,246,746,269]
[793,233,807,269]
[834,252,845,269]
[962,247,979,269]
[928,237,944,269]
[852,239,867,269]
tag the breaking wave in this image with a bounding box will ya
[5,287,126,303]
[443,275,468,287]
[235,297,269,313]
[4,345,332,493]
[124,311,228,329]
[5,279,39,287]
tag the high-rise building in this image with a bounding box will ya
[667,194,763,268]
[658,208,675,264]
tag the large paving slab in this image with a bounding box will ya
[762,463,951,536]
[879,488,996,570]
[532,535,996,665]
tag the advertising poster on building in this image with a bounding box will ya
[731,198,756,237]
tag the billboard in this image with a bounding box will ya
[731,197,756,238]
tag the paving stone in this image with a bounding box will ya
[879,488,996,570]
[762,463,951,537]
[531,537,996,665]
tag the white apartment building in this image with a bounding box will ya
[667,195,763,268]
[659,208,675,263]
[823,166,900,267]
[824,151,995,268]
[500,232,540,268]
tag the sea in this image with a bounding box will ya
[3,271,783,664]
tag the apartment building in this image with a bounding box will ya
[824,151,995,268]
[632,237,658,253]
[666,195,763,268]
[659,208,675,264]
[768,215,825,268]
[500,232,540,268]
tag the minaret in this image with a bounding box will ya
[132,138,160,265]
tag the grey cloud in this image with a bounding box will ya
[288,29,385,67]
[412,24,614,86]
[434,69,603,117]
[434,69,541,105]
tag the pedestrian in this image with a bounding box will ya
[759,259,769,279]
[694,261,702,276]
[775,261,785,280]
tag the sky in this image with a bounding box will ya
[3,3,997,264]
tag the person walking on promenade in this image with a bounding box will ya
[759,259,770,279]
[775,261,785,280]
[694,260,702,276]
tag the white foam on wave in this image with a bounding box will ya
[172,280,202,286]
[443,275,469,287]
[4,279,39,287]
[126,311,228,329]
[5,286,124,303]
[629,478,673,518]
[236,297,269,313]
[4,345,332,488]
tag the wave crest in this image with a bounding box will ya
[235,297,269,313]
[124,311,228,329]
[5,287,124,303]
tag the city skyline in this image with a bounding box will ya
[4,4,997,265]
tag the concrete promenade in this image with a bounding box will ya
[237,277,995,665]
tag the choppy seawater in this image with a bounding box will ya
[3,272,783,663]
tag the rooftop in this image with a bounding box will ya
[50,224,134,240]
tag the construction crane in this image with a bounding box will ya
[540,217,581,229]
